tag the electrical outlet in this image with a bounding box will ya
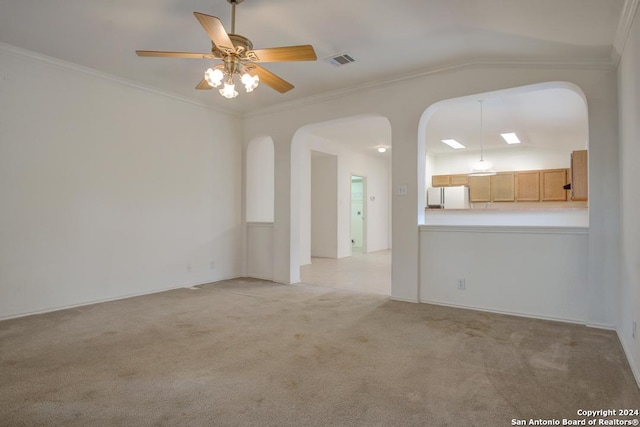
[210,261,216,269]
[457,278,466,290]
[186,263,192,272]
[633,321,637,339]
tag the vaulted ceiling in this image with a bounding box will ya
[1,1,633,158]
[0,0,628,115]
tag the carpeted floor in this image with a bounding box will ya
[1,278,639,426]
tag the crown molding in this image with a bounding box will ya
[0,40,620,121]
[0,42,241,118]
[612,0,640,65]
[244,57,616,119]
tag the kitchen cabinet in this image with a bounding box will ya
[540,169,568,201]
[515,171,540,201]
[469,175,491,202]
[432,175,450,187]
[571,150,588,201]
[431,166,578,205]
[449,174,469,186]
[432,174,469,187]
[491,172,515,202]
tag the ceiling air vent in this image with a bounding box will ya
[325,53,356,67]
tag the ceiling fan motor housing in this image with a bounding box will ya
[228,34,253,54]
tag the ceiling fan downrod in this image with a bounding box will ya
[227,0,244,34]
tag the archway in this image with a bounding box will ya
[290,114,392,292]
[417,81,589,226]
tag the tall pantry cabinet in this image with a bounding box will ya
[571,150,588,201]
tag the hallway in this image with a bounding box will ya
[300,250,391,295]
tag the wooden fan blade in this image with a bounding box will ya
[196,79,213,90]
[248,63,294,93]
[193,12,235,54]
[246,45,317,62]
[136,50,220,59]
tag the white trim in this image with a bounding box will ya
[245,59,615,119]
[242,274,274,282]
[612,0,640,65]
[421,299,615,330]
[1,41,618,119]
[0,42,240,118]
[246,221,275,227]
[390,296,419,303]
[419,225,589,235]
[0,276,239,322]
[618,331,640,389]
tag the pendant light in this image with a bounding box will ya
[469,100,496,176]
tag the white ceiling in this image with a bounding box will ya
[425,86,588,154]
[0,0,626,115]
[0,1,626,156]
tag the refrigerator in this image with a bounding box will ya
[426,186,470,209]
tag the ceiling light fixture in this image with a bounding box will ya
[204,58,259,99]
[469,100,496,177]
[441,139,466,150]
[377,147,387,153]
[501,132,521,144]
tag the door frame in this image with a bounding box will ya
[350,174,367,255]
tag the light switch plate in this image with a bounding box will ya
[398,185,408,196]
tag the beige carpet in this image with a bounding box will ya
[1,278,639,426]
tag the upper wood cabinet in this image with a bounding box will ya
[432,175,450,187]
[449,174,469,186]
[432,174,469,187]
[515,171,540,201]
[571,150,588,201]
[540,169,568,201]
[469,176,491,202]
[491,172,515,202]
[430,161,582,204]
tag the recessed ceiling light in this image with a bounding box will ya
[377,147,387,153]
[441,139,466,149]
[501,132,521,144]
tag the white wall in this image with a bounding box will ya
[428,146,573,177]
[246,136,275,222]
[617,6,640,384]
[301,134,390,263]
[246,222,273,280]
[244,64,619,324]
[310,151,339,258]
[0,45,243,319]
[420,226,589,323]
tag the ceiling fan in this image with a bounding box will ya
[136,0,317,98]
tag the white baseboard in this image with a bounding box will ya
[617,330,640,389]
[391,296,419,303]
[0,275,239,321]
[421,298,615,329]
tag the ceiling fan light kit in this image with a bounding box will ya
[135,0,317,99]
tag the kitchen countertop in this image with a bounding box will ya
[422,206,589,227]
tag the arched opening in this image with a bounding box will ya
[416,81,592,322]
[246,136,275,222]
[418,81,589,226]
[290,114,392,294]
